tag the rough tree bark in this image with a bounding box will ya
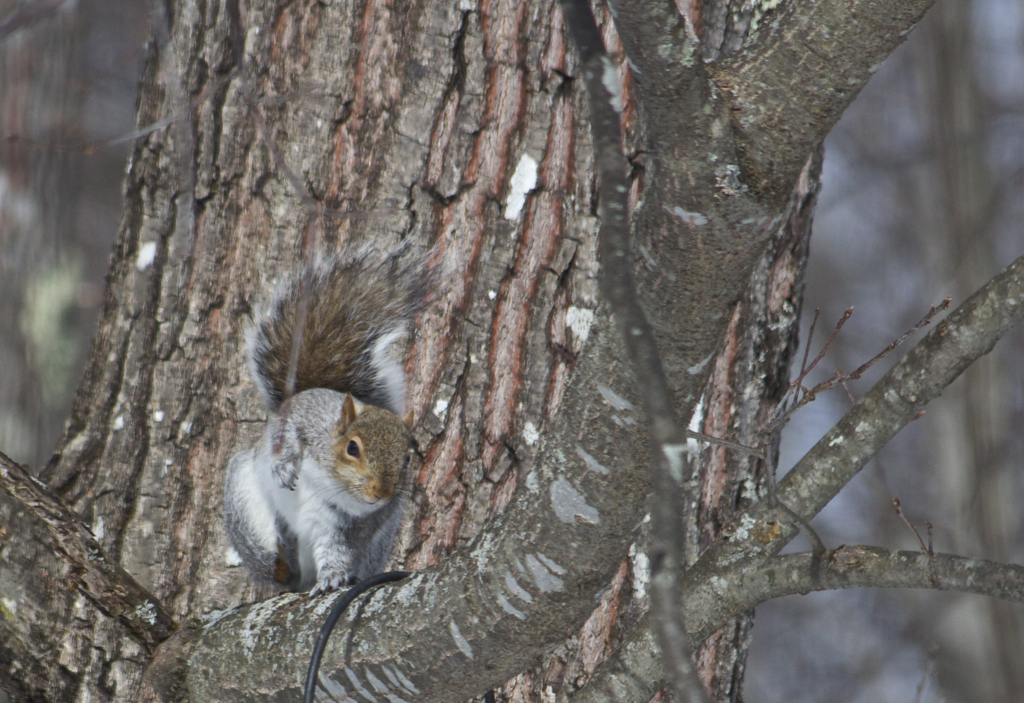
[6,0,1022,701]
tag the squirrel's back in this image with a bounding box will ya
[246,251,429,414]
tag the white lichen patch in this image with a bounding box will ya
[732,514,759,541]
[93,516,105,541]
[366,668,390,693]
[449,619,475,659]
[309,590,344,620]
[525,470,539,493]
[381,666,405,693]
[575,445,609,475]
[225,547,243,566]
[136,241,157,271]
[566,305,596,343]
[497,592,526,620]
[535,552,566,575]
[663,205,708,227]
[828,435,844,447]
[472,533,497,574]
[113,415,124,430]
[240,599,280,658]
[629,542,650,601]
[504,153,539,220]
[153,410,164,422]
[505,571,533,603]
[319,675,349,701]
[346,666,378,703]
[433,397,449,418]
[389,665,420,695]
[601,56,625,112]
[131,601,159,626]
[550,477,600,524]
[523,421,540,446]
[611,414,636,428]
[748,0,783,34]
[525,554,565,592]
[596,384,635,412]
[200,606,238,629]
[687,395,706,456]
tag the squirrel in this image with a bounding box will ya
[223,251,428,596]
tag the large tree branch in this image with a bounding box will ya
[713,0,937,203]
[570,250,1024,702]
[0,451,177,652]
[571,545,1024,702]
[160,311,651,702]
[687,546,1024,641]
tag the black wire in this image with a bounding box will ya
[303,571,411,703]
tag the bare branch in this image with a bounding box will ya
[772,298,950,429]
[795,305,853,395]
[893,496,931,555]
[685,430,766,460]
[0,451,177,652]
[571,546,1024,703]
[695,251,1024,574]
[687,546,1024,641]
[846,298,951,381]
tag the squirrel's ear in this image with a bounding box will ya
[342,394,359,428]
[402,411,414,430]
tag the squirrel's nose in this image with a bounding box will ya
[366,483,393,501]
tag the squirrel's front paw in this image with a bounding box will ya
[272,459,299,491]
[309,571,355,597]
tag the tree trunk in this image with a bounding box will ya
[0,0,940,699]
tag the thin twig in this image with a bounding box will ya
[770,299,951,429]
[800,308,821,378]
[798,306,853,393]
[893,496,929,554]
[685,430,766,460]
[840,379,856,405]
[770,307,852,427]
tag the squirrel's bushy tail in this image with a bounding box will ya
[246,250,431,415]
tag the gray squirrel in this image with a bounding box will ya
[223,251,428,596]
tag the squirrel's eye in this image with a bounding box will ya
[346,440,361,459]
